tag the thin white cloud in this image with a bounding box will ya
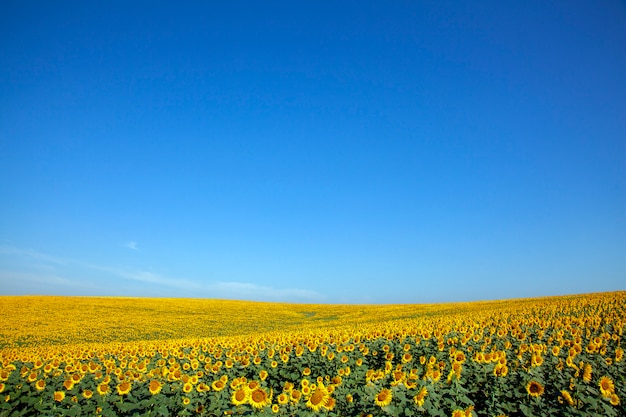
[124,241,138,250]
[0,245,71,265]
[0,245,326,302]
[212,281,325,302]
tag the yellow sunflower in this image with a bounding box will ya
[414,386,428,407]
[582,364,592,383]
[374,388,392,407]
[117,381,132,395]
[526,381,544,397]
[212,379,226,391]
[249,387,271,409]
[231,386,249,406]
[54,391,65,402]
[97,383,109,396]
[599,376,615,398]
[306,384,330,412]
[35,380,45,391]
[560,390,575,406]
[290,389,302,403]
[493,364,508,378]
[82,390,93,399]
[149,380,162,395]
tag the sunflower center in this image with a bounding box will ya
[235,390,246,401]
[252,389,266,403]
[311,390,325,405]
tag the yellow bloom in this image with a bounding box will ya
[82,390,93,399]
[117,381,132,395]
[599,376,615,398]
[35,379,45,391]
[526,380,544,397]
[582,364,592,383]
[374,388,392,407]
[561,390,575,406]
[249,387,271,409]
[149,380,162,395]
[212,379,226,391]
[306,383,330,412]
[54,391,65,402]
[414,386,428,407]
[231,386,249,406]
[493,364,508,377]
[290,389,302,404]
[97,383,109,396]
[609,393,620,406]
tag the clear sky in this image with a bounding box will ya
[1,1,625,304]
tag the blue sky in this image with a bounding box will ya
[1,1,625,303]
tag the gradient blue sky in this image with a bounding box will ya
[1,1,625,303]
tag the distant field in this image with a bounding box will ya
[0,295,533,348]
[0,292,624,416]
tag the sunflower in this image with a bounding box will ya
[374,388,392,407]
[116,381,131,395]
[212,379,226,391]
[35,379,45,391]
[451,410,465,417]
[182,397,190,406]
[560,390,575,406]
[149,380,162,395]
[249,387,271,409]
[231,386,249,406]
[97,383,110,396]
[290,389,302,403]
[610,393,620,406]
[493,364,508,378]
[259,370,268,381]
[599,376,615,397]
[196,383,210,392]
[582,364,592,383]
[306,384,330,412]
[277,393,289,404]
[411,385,427,407]
[54,391,65,402]
[82,390,93,399]
[526,380,544,397]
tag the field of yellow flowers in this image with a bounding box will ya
[0,292,624,417]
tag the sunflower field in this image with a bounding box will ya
[0,292,624,417]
